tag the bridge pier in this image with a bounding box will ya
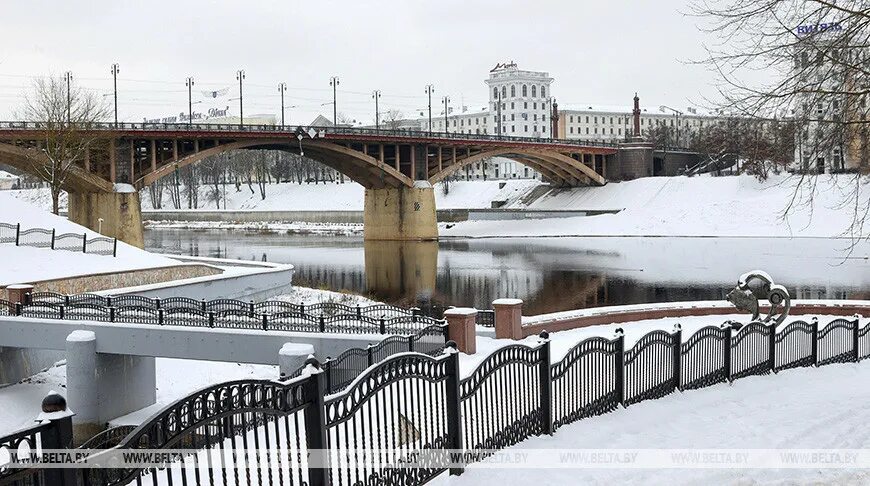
[65,330,156,443]
[67,187,145,248]
[363,182,438,240]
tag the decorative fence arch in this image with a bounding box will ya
[3,316,868,486]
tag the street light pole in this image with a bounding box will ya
[64,71,72,124]
[185,77,194,127]
[442,96,450,134]
[329,76,340,125]
[659,105,684,149]
[278,82,287,128]
[236,70,245,128]
[110,63,119,126]
[425,84,434,134]
[372,90,381,130]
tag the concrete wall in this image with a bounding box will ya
[23,264,221,294]
[613,144,654,180]
[0,316,380,365]
[108,258,295,301]
[653,150,701,176]
[0,347,64,385]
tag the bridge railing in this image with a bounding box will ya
[0,221,116,257]
[0,120,622,148]
[17,292,443,335]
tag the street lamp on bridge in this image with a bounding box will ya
[110,63,119,126]
[425,84,434,134]
[185,77,195,127]
[372,90,381,130]
[659,105,683,148]
[236,70,246,128]
[278,82,287,127]
[64,71,73,124]
[329,76,340,126]
[442,96,450,135]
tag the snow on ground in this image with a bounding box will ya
[8,180,539,212]
[143,219,363,236]
[463,313,866,375]
[0,358,277,435]
[0,192,182,287]
[435,361,870,485]
[442,174,870,238]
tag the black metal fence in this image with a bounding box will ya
[0,222,116,257]
[4,316,867,486]
[11,292,442,335]
[284,324,450,394]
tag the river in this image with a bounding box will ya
[144,228,870,316]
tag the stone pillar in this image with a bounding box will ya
[67,187,144,248]
[278,343,315,378]
[493,298,524,340]
[65,330,156,444]
[5,283,33,306]
[443,307,477,354]
[363,182,437,241]
[65,330,100,443]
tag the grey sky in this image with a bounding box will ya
[0,0,720,123]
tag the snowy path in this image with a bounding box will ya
[434,361,870,485]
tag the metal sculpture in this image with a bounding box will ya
[725,270,791,326]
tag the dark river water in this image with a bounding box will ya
[144,228,870,315]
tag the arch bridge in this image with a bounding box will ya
[0,122,616,244]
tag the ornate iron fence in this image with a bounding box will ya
[0,221,116,256]
[4,316,868,486]
[16,293,442,335]
[0,410,74,485]
[475,310,495,327]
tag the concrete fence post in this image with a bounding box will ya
[5,284,34,306]
[493,298,524,340]
[278,343,315,379]
[443,307,477,354]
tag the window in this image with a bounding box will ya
[524,102,528,109]
[453,120,456,127]
[522,84,528,96]
[511,85,516,97]
[594,116,598,124]
[610,117,613,124]
[511,125,515,132]
[586,127,589,134]
[511,102,515,109]
[501,86,507,98]
[533,125,537,132]
[594,127,598,134]
[532,85,537,97]
[511,114,515,121]
[533,102,537,109]
[524,125,528,132]
[493,87,498,99]
[540,86,545,97]
[570,127,574,134]
[533,114,537,121]
[542,115,546,122]
[570,116,574,123]
[585,116,589,123]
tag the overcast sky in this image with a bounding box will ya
[0,0,722,124]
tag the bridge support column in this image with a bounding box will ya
[67,187,144,248]
[363,182,437,240]
[65,330,156,444]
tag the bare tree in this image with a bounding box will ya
[693,0,869,239]
[383,109,405,130]
[17,75,111,214]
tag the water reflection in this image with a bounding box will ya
[144,229,870,315]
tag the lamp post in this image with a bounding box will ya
[329,76,340,125]
[185,77,194,126]
[236,70,245,128]
[110,63,119,126]
[64,71,72,124]
[659,105,683,148]
[442,96,450,135]
[425,84,434,134]
[372,90,381,130]
[278,82,287,128]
